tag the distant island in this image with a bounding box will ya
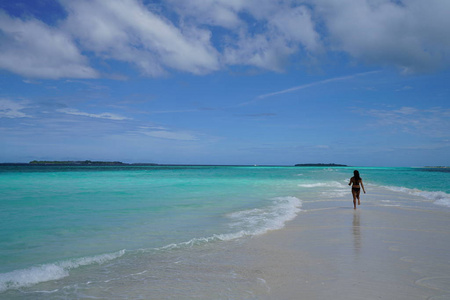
[423,166,449,168]
[294,163,348,167]
[0,161,350,167]
[28,160,158,166]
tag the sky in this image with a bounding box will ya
[1,0,449,167]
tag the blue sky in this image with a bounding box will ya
[1,0,449,166]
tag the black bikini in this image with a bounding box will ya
[351,178,361,192]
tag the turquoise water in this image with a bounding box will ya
[0,166,449,298]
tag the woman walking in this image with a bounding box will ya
[349,170,366,209]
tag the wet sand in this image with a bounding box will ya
[242,204,450,299]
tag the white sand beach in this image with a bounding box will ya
[241,203,450,299]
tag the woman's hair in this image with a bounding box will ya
[353,170,361,182]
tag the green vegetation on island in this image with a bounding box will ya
[294,163,348,167]
[28,160,158,166]
[29,160,127,165]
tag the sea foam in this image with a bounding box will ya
[160,196,302,251]
[384,186,450,208]
[0,250,125,292]
[227,196,302,235]
[298,181,345,188]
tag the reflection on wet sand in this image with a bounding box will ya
[353,211,361,255]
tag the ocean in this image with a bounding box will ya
[0,166,449,299]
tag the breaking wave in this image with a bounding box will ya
[0,250,125,292]
[384,186,450,208]
[160,196,302,250]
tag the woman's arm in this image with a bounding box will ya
[360,180,366,193]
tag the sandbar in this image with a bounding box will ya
[241,202,450,299]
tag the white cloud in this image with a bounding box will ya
[314,0,450,72]
[255,71,380,100]
[224,33,296,72]
[174,0,450,73]
[0,11,98,79]
[58,108,130,121]
[269,6,322,53]
[171,0,322,71]
[167,0,245,29]
[139,127,198,141]
[62,0,220,76]
[396,86,413,92]
[1,0,450,79]
[144,130,197,141]
[361,106,450,137]
[0,99,31,118]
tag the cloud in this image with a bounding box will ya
[62,0,220,76]
[143,130,197,141]
[57,108,130,121]
[269,6,322,53]
[360,106,450,138]
[137,126,198,141]
[396,86,413,92]
[315,0,450,73]
[167,0,245,29]
[0,99,31,118]
[1,0,450,79]
[185,0,450,73]
[254,70,380,101]
[0,11,98,79]
[172,0,322,71]
[168,0,450,73]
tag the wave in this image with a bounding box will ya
[160,196,302,250]
[0,250,125,292]
[227,196,302,234]
[298,181,345,188]
[383,186,450,208]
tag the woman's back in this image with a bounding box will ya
[351,176,361,186]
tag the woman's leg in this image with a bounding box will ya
[356,190,361,205]
[352,190,357,209]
